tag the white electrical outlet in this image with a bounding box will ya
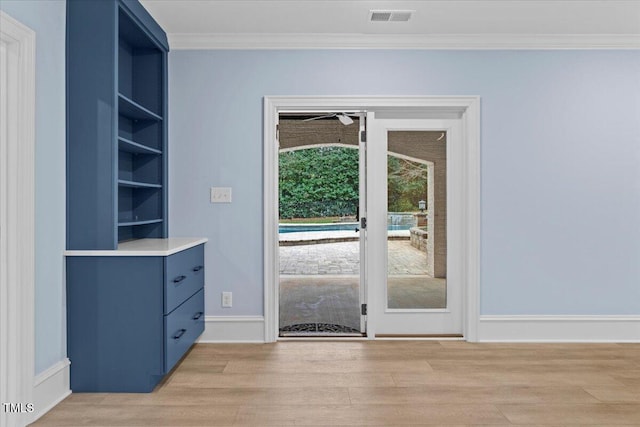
[222,291,232,308]
[210,187,232,203]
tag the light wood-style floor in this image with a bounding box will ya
[33,341,640,426]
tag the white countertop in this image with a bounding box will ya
[64,237,208,256]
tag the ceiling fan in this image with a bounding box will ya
[302,113,355,126]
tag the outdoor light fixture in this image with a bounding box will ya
[418,200,426,212]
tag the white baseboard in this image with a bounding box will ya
[196,315,640,343]
[198,316,265,343]
[31,358,71,423]
[478,315,640,342]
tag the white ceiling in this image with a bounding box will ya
[139,0,640,49]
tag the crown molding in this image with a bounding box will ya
[169,33,640,50]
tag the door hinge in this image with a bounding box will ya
[276,124,280,140]
[361,303,367,315]
[360,130,366,142]
[360,217,367,229]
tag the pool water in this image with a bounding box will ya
[279,223,412,233]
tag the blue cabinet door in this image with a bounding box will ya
[164,245,205,313]
[164,289,205,372]
[67,256,165,392]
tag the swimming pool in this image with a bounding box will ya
[278,223,412,233]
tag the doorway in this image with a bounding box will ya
[263,96,481,342]
[277,112,366,336]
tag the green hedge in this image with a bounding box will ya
[279,147,428,219]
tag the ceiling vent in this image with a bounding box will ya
[369,10,413,23]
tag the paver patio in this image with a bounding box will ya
[279,238,446,332]
[279,240,429,275]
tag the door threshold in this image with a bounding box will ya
[375,334,464,338]
[279,333,365,338]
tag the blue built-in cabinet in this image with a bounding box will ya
[66,240,206,392]
[67,0,168,250]
[66,0,206,392]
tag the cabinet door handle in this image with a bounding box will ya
[192,311,203,320]
[173,329,187,340]
[173,275,187,284]
[192,265,203,272]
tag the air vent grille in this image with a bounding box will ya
[390,11,412,22]
[370,12,392,22]
[369,10,413,23]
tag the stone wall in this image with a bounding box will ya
[409,227,431,275]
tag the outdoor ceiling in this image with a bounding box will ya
[139,0,640,49]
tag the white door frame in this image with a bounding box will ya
[263,96,480,343]
[0,10,36,427]
[357,114,367,333]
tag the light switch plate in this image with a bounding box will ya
[222,291,232,308]
[211,187,232,203]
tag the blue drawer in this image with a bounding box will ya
[164,288,204,372]
[164,244,204,313]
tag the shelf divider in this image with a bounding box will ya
[118,93,162,121]
[118,179,162,189]
[118,136,162,155]
[118,219,163,227]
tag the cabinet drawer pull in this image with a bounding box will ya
[192,311,203,320]
[192,265,203,272]
[173,275,187,284]
[173,329,186,340]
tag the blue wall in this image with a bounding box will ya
[169,50,640,316]
[0,1,67,374]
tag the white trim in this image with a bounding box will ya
[264,96,481,343]
[264,98,279,343]
[169,33,640,50]
[198,316,265,343]
[478,315,640,342]
[32,359,71,423]
[0,11,36,427]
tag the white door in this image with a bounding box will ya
[366,114,464,336]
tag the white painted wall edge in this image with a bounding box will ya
[31,358,71,423]
[479,315,640,342]
[169,33,640,50]
[198,316,265,343]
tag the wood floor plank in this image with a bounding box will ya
[584,385,640,403]
[223,359,433,374]
[89,404,238,426]
[348,385,599,404]
[234,404,509,425]
[428,359,637,374]
[611,370,640,387]
[33,404,238,426]
[103,387,350,406]
[392,371,624,387]
[497,403,640,425]
[166,372,397,388]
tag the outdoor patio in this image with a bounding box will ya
[279,237,445,333]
